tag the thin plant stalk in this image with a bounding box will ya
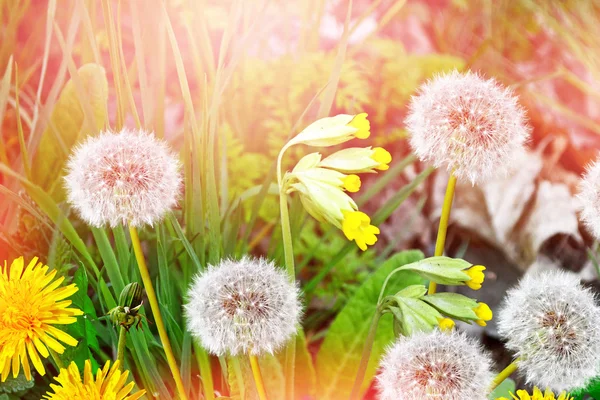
[428,173,457,295]
[277,150,296,399]
[490,359,519,391]
[129,225,189,400]
[116,326,127,368]
[194,343,215,400]
[49,348,64,370]
[348,310,382,400]
[249,353,268,400]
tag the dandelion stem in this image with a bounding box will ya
[277,149,297,399]
[349,310,382,400]
[249,353,268,400]
[428,173,457,295]
[116,326,127,369]
[490,359,519,391]
[129,225,188,400]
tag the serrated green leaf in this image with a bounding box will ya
[0,373,34,393]
[316,250,425,400]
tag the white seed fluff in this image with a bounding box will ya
[377,330,493,400]
[184,257,301,356]
[579,158,600,240]
[64,129,181,227]
[405,70,530,185]
[498,271,600,392]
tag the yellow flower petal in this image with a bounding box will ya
[342,210,380,251]
[465,265,486,290]
[473,302,493,326]
[342,174,361,193]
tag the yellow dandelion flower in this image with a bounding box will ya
[341,210,380,251]
[43,360,146,400]
[473,302,493,327]
[0,257,83,381]
[497,387,573,400]
[465,265,486,290]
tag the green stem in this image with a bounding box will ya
[116,326,127,368]
[490,359,519,391]
[428,173,457,295]
[278,149,296,399]
[129,225,189,400]
[194,343,215,400]
[349,310,382,400]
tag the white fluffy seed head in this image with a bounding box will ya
[498,271,600,392]
[377,330,493,400]
[64,129,182,227]
[405,70,530,185]
[184,257,301,356]
[578,158,600,240]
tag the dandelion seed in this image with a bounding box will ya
[578,157,600,239]
[405,70,530,185]
[497,271,600,391]
[184,257,301,356]
[64,129,182,227]
[0,257,83,381]
[43,360,145,400]
[377,330,493,400]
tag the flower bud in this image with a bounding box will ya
[318,146,392,173]
[397,256,485,289]
[286,113,370,149]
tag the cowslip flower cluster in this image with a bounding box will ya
[497,271,600,392]
[184,257,301,356]
[405,70,530,185]
[578,157,600,239]
[43,360,145,400]
[64,129,181,227]
[0,257,82,382]
[377,330,493,400]
[497,387,573,400]
[281,114,391,251]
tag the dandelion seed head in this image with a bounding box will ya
[184,257,301,356]
[498,271,600,391]
[578,158,600,240]
[377,330,493,400]
[405,71,530,185]
[64,129,181,227]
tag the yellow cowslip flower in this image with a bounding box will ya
[43,360,146,400]
[285,113,370,149]
[465,265,486,290]
[497,387,573,400]
[473,302,493,326]
[318,146,392,173]
[437,317,455,332]
[341,210,380,251]
[0,257,83,381]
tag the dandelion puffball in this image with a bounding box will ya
[184,257,301,356]
[498,271,600,392]
[377,330,493,400]
[579,158,600,239]
[405,70,530,185]
[64,129,181,227]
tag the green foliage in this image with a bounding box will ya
[571,377,600,399]
[488,378,516,400]
[316,250,425,400]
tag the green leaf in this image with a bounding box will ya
[316,250,425,400]
[30,64,107,198]
[61,266,100,369]
[0,373,34,393]
[394,297,441,335]
[488,378,516,399]
[571,376,600,399]
[276,329,317,399]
